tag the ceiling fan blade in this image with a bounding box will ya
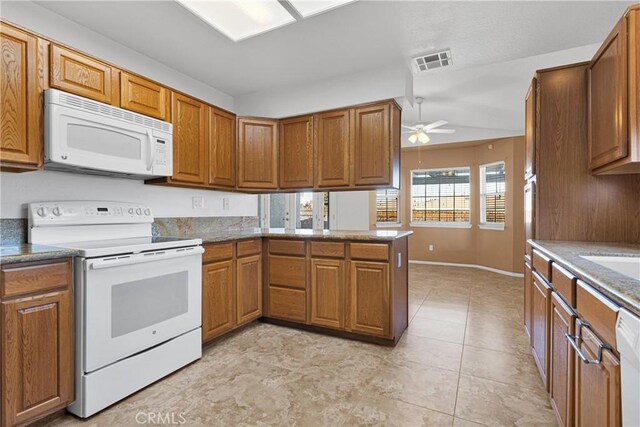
[402,124,418,130]
[402,131,417,134]
[426,128,456,134]
[424,120,448,130]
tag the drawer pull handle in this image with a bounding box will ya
[565,319,611,365]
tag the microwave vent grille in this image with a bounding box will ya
[58,91,171,132]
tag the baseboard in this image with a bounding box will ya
[409,260,524,278]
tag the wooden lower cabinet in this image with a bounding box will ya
[268,286,306,323]
[348,260,390,338]
[310,258,344,329]
[574,325,621,427]
[202,259,235,342]
[524,261,533,343]
[549,292,576,427]
[1,260,74,427]
[531,272,551,390]
[236,254,262,325]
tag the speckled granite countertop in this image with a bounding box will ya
[0,244,79,265]
[530,240,640,316]
[166,228,413,244]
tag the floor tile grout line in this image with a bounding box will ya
[452,300,470,419]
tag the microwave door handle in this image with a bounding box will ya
[146,129,154,170]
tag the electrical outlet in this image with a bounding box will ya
[222,197,229,211]
[428,244,434,251]
[192,196,204,209]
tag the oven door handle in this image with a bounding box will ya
[86,246,204,270]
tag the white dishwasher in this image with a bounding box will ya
[617,308,640,427]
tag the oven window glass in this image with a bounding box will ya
[111,272,188,338]
[68,123,142,160]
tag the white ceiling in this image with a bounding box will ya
[34,0,632,97]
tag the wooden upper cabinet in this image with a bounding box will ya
[236,254,263,325]
[209,107,236,188]
[0,24,42,169]
[588,6,640,174]
[310,258,344,329]
[171,93,208,184]
[349,260,390,338]
[314,109,351,188]
[353,103,391,186]
[237,118,278,189]
[279,115,313,189]
[50,44,118,105]
[202,259,235,343]
[525,78,537,179]
[120,72,170,121]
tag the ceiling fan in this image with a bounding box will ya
[402,97,455,144]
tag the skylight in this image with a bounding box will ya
[176,0,356,42]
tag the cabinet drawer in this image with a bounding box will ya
[532,249,552,283]
[268,286,306,322]
[237,239,262,257]
[350,243,389,261]
[552,263,577,307]
[269,239,306,256]
[575,280,619,347]
[269,256,306,289]
[120,72,170,121]
[310,241,345,258]
[1,260,71,298]
[203,242,234,263]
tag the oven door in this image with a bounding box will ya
[82,246,203,373]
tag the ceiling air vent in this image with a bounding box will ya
[413,50,452,73]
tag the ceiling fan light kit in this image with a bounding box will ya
[403,97,455,144]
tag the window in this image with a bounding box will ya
[376,189,400,226]
[260,192,329,230]
[410,168,471,227]
[480,162,506,228]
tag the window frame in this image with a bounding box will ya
[409,166,472,228]
[375,188,402,228]
[259,193,330,230]
[479,161,506,231]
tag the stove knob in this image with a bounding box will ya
[52,207,62,216]
[144,208,151,216]
[135,208,142,215]
[36,207,48,217]
[128,208,134,215]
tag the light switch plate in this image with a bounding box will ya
[222,197,229,211]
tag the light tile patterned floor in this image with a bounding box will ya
[46,265,557,427]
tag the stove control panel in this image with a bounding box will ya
[29,201,154,226]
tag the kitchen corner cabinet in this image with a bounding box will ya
[1,259,74,427]
[119,72,170,121]
[237,118,278,189]
[0,23,43,171]
[279,115,314,189]
[588,5,640,174]
[171,93,208,184]
[314,109,352,188]
[209,107,237,188]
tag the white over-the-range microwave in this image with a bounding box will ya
[45,88,173,179]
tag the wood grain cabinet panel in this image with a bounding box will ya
[524,262,533,343]
[1,288,73,427]
[50,44,118,104]
[237,118,278,189]
[202,259,235,343]
[524,78,536,179]
[0,24,42,169]
[120,72,170,121]
[1,260,71,298]
[269,255,306,289]
[349,260,390,338]
[532,272,551,390]
[236,254,262,325]
[208,107,236,188]
[549,292,576,427]
[314,109,351,188]
[353,103,390,186]
[310,258,344,329]
[171,93,208,184]
[268,286,306,323]
[279,115,313,189]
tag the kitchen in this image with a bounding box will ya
[0,1,639,427]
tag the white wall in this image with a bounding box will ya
[329,192,370,231]
[0,170,257,219]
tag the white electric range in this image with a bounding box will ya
[28,201,203,418]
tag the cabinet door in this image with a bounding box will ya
[310,258,344,329]
[50,44,118,104]
[208,107,236,188]
[237,118,278,189]
[550,293,576,427]
[314,109,350,188]
[349,260,390,337]
[523,262,533,343]
[532,272,551,389]
[524,180,535,248]
[0,24,42,168]
[574,325,621,427]
[236,254,262,325]
[353,103,391,186]
[279,115,313,189]
[120,72,170,121]
[588,18,628,170]
[1,290,74,427]
[202,259,235,342]
[171,93,208,184]
[525,78,537,179]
